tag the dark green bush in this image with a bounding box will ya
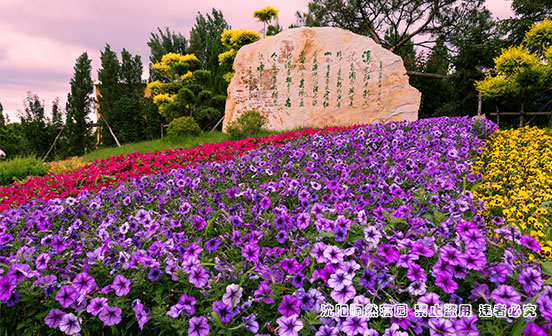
[210,95,227,113]
[197,90,213,106]
[166,116,201,137]
[0,156,48,186]
[194,107,221,130]
[226,110,266,140]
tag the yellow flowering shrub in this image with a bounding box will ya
[43,157,87,175]
[472,126,552,258]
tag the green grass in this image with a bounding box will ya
[81,130,278,162]
[0,155,48,186]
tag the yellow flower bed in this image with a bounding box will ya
[43,156,87,175]
[472,126,552,258]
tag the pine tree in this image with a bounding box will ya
[97,45,121,146]
[66,52,94,156]
[0,101,4,127]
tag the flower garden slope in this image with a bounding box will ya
[0,126,348,212]
[1,117,549,335]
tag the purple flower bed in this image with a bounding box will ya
[0,117,549,335]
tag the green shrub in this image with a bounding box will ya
[166,116,201,137]
[210,95,227,113]
[197,90,213,106]
[226,110,266,140]
[0,156,48,186]
[194,107,221,130]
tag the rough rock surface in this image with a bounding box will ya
[223,27,420,131]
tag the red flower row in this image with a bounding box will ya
[0,126,352,211]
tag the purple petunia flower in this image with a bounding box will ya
[279,295,301,317]
[439,245,461,266]
[428,317,455,336]
[242,314,259,333]
[407,262,427,282]
[86,297,108,316]
[276,314,303,336]
[72,272,96,295]
[491,285,521,306]
[519,267,543,294]
[188,265,209,288]
[0,275,17,301]
[462,229,486,249]
[435,272,458,294]
[377,244,400,264]
[342,316,368,335]
[205,237,221,251]
[213,301,233,323]
[328,270,353,290]
[188,316,210,336]
[331,284,356,304]
[222,284,243,306]
[292,272,306,289]
[242,242,260,262]
[523,322,547,336]
[98,306,122,326]
[254,281,275,304]
[133,302,150,330]
[455,315,478,336]
[280,257,300,274]
[112,274,131,296]
[148,268,162,282]
[56,286,77,308]
[35,253,50,270]
[44,309,66,328]
[459,249,487,270]
[59,313,80,335]
[520,235,542,252]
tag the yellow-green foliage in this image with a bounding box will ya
[475,20,552,102]
[43,157,86,175]
[253,6,279,23]
[218,49,237,66]
[524,18,552,55]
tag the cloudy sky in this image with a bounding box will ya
[0,0,514,122]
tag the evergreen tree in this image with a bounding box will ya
[97,45,121,146]
[148,27,188,81]
[188,9,230,94]
[0,101,4,127]
[18,92,53,157]
[66,52,94,156]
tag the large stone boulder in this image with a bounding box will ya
[223,27,421,132]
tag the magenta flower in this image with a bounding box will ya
[435,272,458,294]
[98,306,122,326]
[279,295,301,317]
[242,242,260,261]
[253,281,275,304]
[44,309,66,328]
[112,274,131,296]
[459,249,487,270]
[72,272,96,295]
[86,297,108,316]
[407,262,427,282]
[59,313,80,335]
[276,314,303,336]
[213,301,234,323]
[520,235,542,252]
[523,322,547,336]
[56,286,77,308]
[35,253,50,270]
[188,316,210,336]
[280,258,300,274]
[455,315,479,336]
[492,285,521,306]
[377,244,400,264]
[0,275,17,301]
